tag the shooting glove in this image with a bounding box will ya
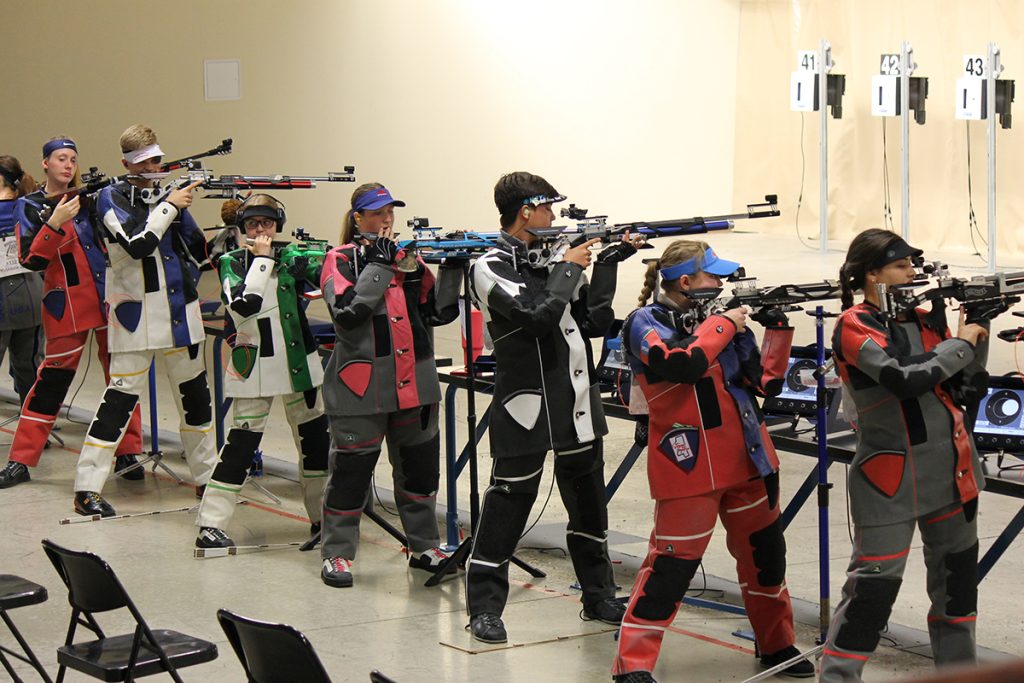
[751,307,790,328]
[365,236,399,265]
[596,241,637,265]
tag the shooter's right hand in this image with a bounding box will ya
[366,235,399,265]
[167,179,204,210]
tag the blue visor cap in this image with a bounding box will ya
[659,247,741,281]
[353,186,407,211]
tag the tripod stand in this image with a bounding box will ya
[426,262,544,587]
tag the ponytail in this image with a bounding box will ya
[341,181,384,245]
[839,228,903,310]
[637,261,659,307]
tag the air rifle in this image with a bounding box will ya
[394,217,500,264]
[885,261,1024,325]
[684,277,841,323]
[183,165,356,199]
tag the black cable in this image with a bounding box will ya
[966,121,988,263]
[61,332,96,424]
[844,463,854,544]
[794,112,817,250]
[518,462,557,541]
[371,473,400,516]
[881,119,896,231]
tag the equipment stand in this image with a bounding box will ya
[812,305,835,643]
[115,362,184,484]
[426,262,544,587]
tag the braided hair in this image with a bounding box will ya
[839,228,903,309]
[637,240,710,307]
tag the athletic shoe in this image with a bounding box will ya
[74,491,115,517]
[614,672,657,683]
[582,597,626,625]
[468,612,507,644]
[760,645,816,678]
[114,454,145,481]
[195,527,235,549]
[0,461,30,489]
[409,547,457,573]
[321,557,354,588]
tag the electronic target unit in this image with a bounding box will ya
[973,375,1024,453]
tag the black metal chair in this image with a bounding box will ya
[216,609,332,683]
[41,539,217,682]
[0,574,52,682]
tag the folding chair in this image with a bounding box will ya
[0,574,52,682]
[41,539,217,682]
[216,609,332,683]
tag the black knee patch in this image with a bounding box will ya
[633,556,701,621]
[187,343,201,361]
[749,518,787,587]
[302,387,318,410]
[763,472,780,511]
[835,577,902,652]
[325,452,378,509]
[87,389,139,442]
[27,367,75,415]
[212,429,263,484]
[178,373,212,426]
[396,433,440,494]
[298,416,330,471]
[944,542,979,617]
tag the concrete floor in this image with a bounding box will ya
[1,230,1022,682]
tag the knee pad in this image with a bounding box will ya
[749,518,787,587]
[325,452,378,508]
[396,433,440,494]
[178,373,212,426]
[298,416,330,471]
[633,556,701,621]
[834,577,902,652]
[944,542,979,617]
[27,367,75,415]
[214,429,264,484]
[87,389,139,442]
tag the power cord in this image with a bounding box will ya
[882,119,896,231]
[794,112,817,250]
[966,121,988,263]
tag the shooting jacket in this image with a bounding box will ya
[320,243,460,417]
[469,234,619,458]
[220,242,327,398]
[97,182,210,352]
[0,199,43,331]
[623,302,793,500]
[833,302,987,526]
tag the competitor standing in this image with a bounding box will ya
[0,139,144,490]
[72,124,215,517]
[194,194,329,548]
[464,171,637,644]
[319,182,460,587]
[611,240,813,682]
[0,155,43,409]
[819,228,988,682]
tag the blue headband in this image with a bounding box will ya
[42,138,77,158]
[659,247,741,281]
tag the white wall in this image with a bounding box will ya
[5,0,744,242]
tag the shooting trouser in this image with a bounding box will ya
[322,404,442,561]
[10,327,142,467]
[613,476,795,677]
[75,343,216,493]
[0,325,42,403]
[196,389,329,531]
[466,440,616,618]
[820,501,979,683]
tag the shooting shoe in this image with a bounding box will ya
[582,597,626,625]
[196,527,235,549]
[409,547,457,573]
[0,461,30,489]
[614,672,657,683]
[322,557,354,588]
[74,491,115,518]
[468,612,507,644]
[114,453,145,481]
[759,645,815,678]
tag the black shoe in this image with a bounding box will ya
[74,491,116,518]
[114,454,145,481]
[0,461,30,489]
[195,527,235,548]
[582,597,626,625]
[614,672,657,683]
[468,612,507,644]
[760,645,815,678]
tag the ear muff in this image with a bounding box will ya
[236,194,287,232]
